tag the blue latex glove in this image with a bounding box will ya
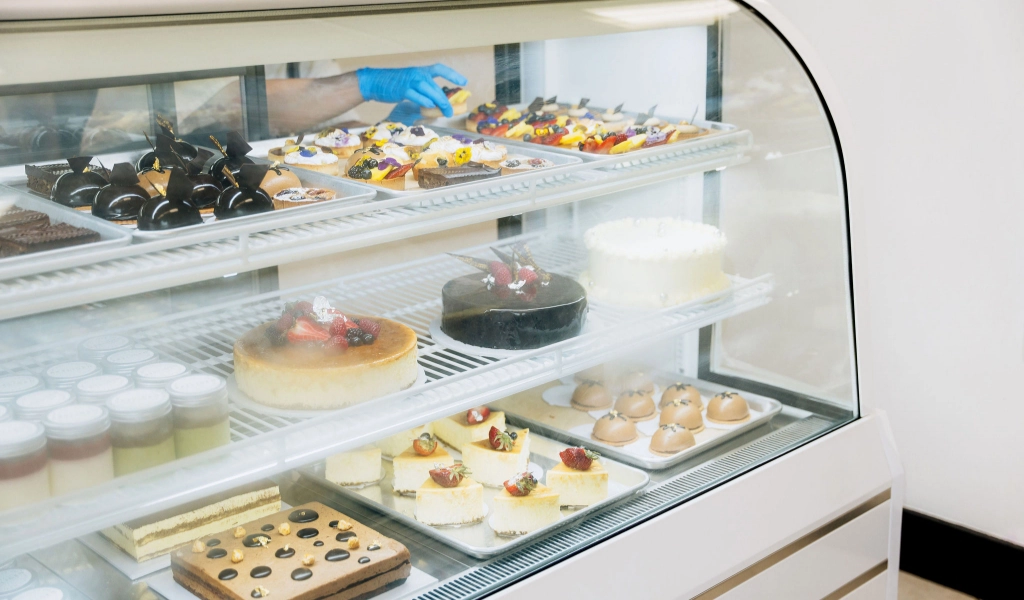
[357,64,468,117]
[384,101,424,126]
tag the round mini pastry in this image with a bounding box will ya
[500,157,554,176]
[361,122,405,147]
[283,146,339,175]
[660,383,702,410]
[658,398,704,433]
[591,410,638,446]
[570,380,612,412]
[612,389,656,421]
[574,365,605,385]
[615,371,655,395]
[260,165,301,197]
[650,423,695,456]
[391,125,438,153]
[272,187,337,210]
[468,140,507,168]
[233,297,419,410]
[314,128,361,158]
[706,392,751,424]
[421,87,471,118]
[51,156,108,209]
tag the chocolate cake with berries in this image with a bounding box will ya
[441,243,587,350]
[233,297,418,410]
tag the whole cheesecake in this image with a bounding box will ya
[234,298,418,410]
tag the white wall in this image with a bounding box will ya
[764,0,1024,544]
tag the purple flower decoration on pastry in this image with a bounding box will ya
[379,157,401,170]
[452,134,473,144]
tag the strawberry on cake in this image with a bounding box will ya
[490,472,561,536]
[233,296,418,410]
[545,447,608,507]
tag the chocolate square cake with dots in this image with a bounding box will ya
[171,501,411,600]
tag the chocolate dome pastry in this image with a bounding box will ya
[706,392,751,424]
[50,156,108,209]
[137,169,203,231]
[574,364,606,385]
[658,398,704,433]
[612,389,656,421]
[570,380,612,412]
[92,163,149,223]
[137,116,197,170]
[214,164,274,220]
[591,410,638,446]
[614,370,655,395]
[650,423,695,456]
[260,162,302,197]
[137,137,179,198]
[660,383,703,410]
[181,148,222,210]
[209,131,255,188]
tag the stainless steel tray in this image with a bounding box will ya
[300,433,649,559]
[0,186,132,278]
[493,375,783,470]
[425,103,752,171]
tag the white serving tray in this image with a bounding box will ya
[301,433,649,559]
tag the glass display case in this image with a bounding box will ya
[0,1,859,598]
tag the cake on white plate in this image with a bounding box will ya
[490,472,561,536]
[326,446,382,486]
[545,447,609,507]
[461,426,530,487]
[392,433,452,494]
[414,464,485,526]
[433,406,505,452]
[580,217,730,308]
[376,423,433,458]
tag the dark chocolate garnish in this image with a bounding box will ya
[51,156,107,208]
[358,556,370,564]
[250,566,271,578]
[328,520,338,528]
[291,568,313,581]
[92,163,148,221]
[325,549,350,561]
[367,544,380,551]
[289,509,319,523]
[260,524,274,532]
[313,541,324,547]
[209,131,256,187]
[218,568,237,580]
[297,528,319,539]
[275,547,295,559]
[207,539,221,547]
[243,534,272,548]
[207,548,227,559]
[335,531,356,542]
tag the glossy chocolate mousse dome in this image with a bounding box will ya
[92,163,148,222]
[209,131,255,188]
[612,389,656,421]
[658,398,704,432]
[571,380,612,411]
[214,164,274,220]
[183,148,221,209]
[660,383,702,410]
[137,169,203,231]
[650,423,695,455]
[51,156,108,208]
[706,392,750,424]
[591,410,637,446]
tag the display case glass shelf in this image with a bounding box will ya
[0,1,855,598]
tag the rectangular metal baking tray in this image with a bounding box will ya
[425,103,752,171]
[494,375,783,471]
[0,185,131,278]
[300,433,649,559]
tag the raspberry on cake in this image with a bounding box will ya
[461,426,530,487]
[433,407,505,452]
[414,464,485,526]
[392,434,452,494]
[233,297,418,410]
[546,447,609,507]
[326,446,382,486]
[491,472,561,536]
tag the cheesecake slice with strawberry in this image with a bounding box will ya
[491,472,561,536]
[545,447,609,507]
[432,406,505,452]
[392,433,452,494]
[414,463,485,526]
[461,426,531,487]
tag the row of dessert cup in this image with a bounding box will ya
[0,334,231,514]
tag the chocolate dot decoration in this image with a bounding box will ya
[206,539,221,547]
[358,557,370,564]
[335,531,356,542]
[218,568,237,581]
[325,549,350,562]
[243,534,272,548]
[207,548,227,559]
[313,541,324,547]
[297,528,319,539]
[260,524,274,532]
[251,590,265,599]
[250,566,272,579]
[328,520,338,528]
[367,544,380,551]
[275,547,295,559]
[291,567,313,581]
[289,509,319,523]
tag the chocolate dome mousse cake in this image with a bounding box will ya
[650,423,695,456]
[659,398,704,433]
[441,243,587,350]
[591,411,637,446]
[570,380,612,412]
[706,392,750,424]
[612,389,656,421]
[660,382,702,410]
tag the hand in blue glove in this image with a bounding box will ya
[357,64,468,118]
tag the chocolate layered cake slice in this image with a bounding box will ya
[0,207,48,234]
[101,480,281,563]
[0,222,99,255]
[417,162,501,189]
[25,162,74,196]
[171,501,411,600]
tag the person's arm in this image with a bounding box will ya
[266,71,364,136]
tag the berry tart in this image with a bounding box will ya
[326,446,382,486]
[461,426,530,488]
[392,433,452,494]
[545,447,608,507]
[465,102,522,134]
[706,392,750,424]
[360,122,406,148]
[433,407,505,452]
[421,86,472,118]
[344,144,416,191]
[441,243,587,350]
[490,472,561,536]
[232,296,419,410]
[414,463,485,526]
[282,145,340,176]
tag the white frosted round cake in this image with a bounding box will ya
[580,218,729,308]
